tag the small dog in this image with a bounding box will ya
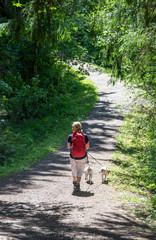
[100,166,111,182]
[84,163,93,183]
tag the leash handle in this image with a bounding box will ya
[87,152,103,166]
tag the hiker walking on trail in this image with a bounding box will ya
[67,122,89,191]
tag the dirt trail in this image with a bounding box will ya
[0,65,155,240]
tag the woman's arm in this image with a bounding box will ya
[86,141,89,149]
[67,135,72,149]
[67,142,71,149]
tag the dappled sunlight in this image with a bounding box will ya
[0,64,155,239]
[0,151,71,196]
[0,201,155,240]
[0,0,155,238]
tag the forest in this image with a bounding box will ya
[0,0,156,221]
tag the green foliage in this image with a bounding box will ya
[0,0,155,227]
[0,66,97,170]
[0,0,104,121]
[3,81,48,119]
[0,0,99,171]
[79,0,156,99]
[0,126,23,166]
[112,106,156,192]
[111,104,156,222]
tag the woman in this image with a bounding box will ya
[67,121,89,191]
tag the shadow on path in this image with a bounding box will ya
[72,190,94,197]
[0,200,155,240]
[0,151,70,196]
[0,94,124,196]
[0,67,155,240]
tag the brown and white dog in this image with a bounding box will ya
[100,166,111,182]
[84,163,93,183]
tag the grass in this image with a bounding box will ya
[77,61,156,229]
[110,106,156,228]
[0,65,98,178]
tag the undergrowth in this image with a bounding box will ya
[0,66,98,177]
[111,104,156,228]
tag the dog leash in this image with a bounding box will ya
[87,152,103,166]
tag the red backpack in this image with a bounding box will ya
[71,132,86,158]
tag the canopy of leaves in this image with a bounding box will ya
[80,0,156,100]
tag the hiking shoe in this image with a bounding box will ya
[73,181,77,190]
[76,183,80,191]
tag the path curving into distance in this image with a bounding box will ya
[0,64,155,240]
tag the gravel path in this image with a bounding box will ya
[0,65,155,240]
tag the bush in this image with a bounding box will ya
[0,126,25,166]
[2,78,48,119]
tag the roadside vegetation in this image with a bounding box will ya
[111,101,156,228]
[0,1,99,177]
[88,61,156,227]
[0,0,155,227]
[78,0,156,227]
[0,64,97,177]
